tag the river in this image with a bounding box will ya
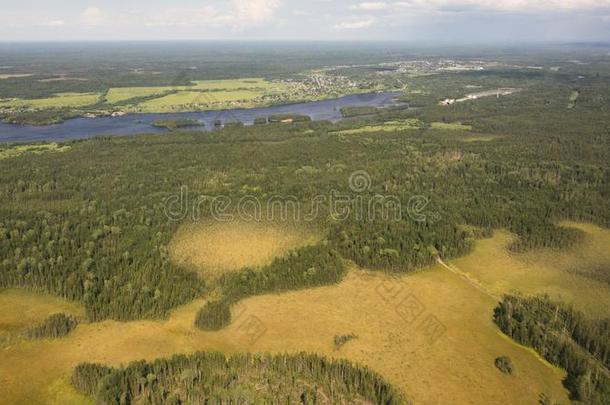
[0,92,402,143]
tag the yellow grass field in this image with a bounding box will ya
[4,221,609,404]
[0,266,570,405]
[169,221,321,279]
[105,78,284,105]
[136,90,261,112]
[0,74,33,80]
[334,119,422,135]
[458,134,502,142]
[0,93,101,109]
[452,222,610,317]
[430,122,473,130]
[191,78,283,91]
[104,87,178,104]
[0,289,84,341]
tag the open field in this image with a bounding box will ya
[452,222,610,317]
[5,220,603,404]
[2,218,605,404]
[568,90,580,109]
[169,221,321,279]
[0,74,33,80]
[0,289,84,342]
[430,122,472,131]
[135,90,261,112]
[104,86,178,104]
[0,143,71,160]
[0,78,284,112]
[191,78,283,91]
[517,221,610,287]
[105,78,283,105]
[334,119,422,134]
[0,93,101,108]
[457,134,502,142]
[334,120,474,135]
[0,266,569,405]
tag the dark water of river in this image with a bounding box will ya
[0,92,402,143]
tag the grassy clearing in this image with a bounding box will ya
[191,78,283,91]
[169,221,321,279]
[105,78,283,106]
[0,266,569,405]
[0,78,281,111]
[568,90,579,109]
[452,222,610,317]
[430,122,473,130]
[0,289,84,341]
[136,90,261,112]
[0,143,71,160]
[0,74,33,80]
[517,221,610,288]
[0,93,101,108]
[5,222,607,404]
[333,119,422,135]
[104,87,178,104]
[45,378,92,405]
[459,134,501,142]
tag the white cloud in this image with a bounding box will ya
[390,0,610,12]
[44,20,65,27]
[136,1,281,29]
[234,0,281,23]
[81,7,106,26]
[145,6,229,27]
[333,18,374,29]
[351,2,389,11]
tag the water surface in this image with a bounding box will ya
[0,92,402,143]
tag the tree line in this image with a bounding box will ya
[195,244,344,330]
[72,351,405,404]
[494,295,610,404]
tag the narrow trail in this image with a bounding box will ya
[436,257,501,301]
[436,258,610,375]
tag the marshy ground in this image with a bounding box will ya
[2,221,609,404]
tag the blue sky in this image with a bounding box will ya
[1,0,610,42]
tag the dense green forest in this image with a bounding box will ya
[72,352,404,404]
[1,55,609,327]
[494,295,610,403]
[1,46,610,404]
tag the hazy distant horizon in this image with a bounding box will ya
[1,1,610,42]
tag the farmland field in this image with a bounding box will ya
[104,87,178,104]
[104,78,285,105]
[0,93,101,108]
[190,78,283,91]
[135,90,262,112]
